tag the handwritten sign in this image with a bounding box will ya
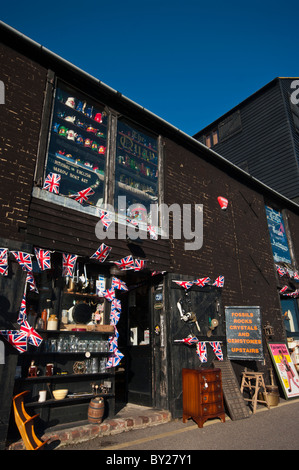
[225,306,263,360]
[265,206,292,264]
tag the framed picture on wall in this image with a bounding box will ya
[268,343,299,399]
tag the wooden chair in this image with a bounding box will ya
[12,391,48,450]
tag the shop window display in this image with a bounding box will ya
[115,119,159,223]
[44,83,108,208]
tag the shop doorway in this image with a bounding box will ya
[115,283,152,411]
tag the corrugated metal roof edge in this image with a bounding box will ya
[1,21,298,213]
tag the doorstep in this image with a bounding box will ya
[6,404,172,450]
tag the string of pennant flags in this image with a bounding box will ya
[174,335,224,362]
[172,276,224,289]
[0,243,151,367]
[276,264,299,298]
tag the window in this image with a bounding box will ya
[42,82,161,227]
[44,83,108,208]
[115,119,159,221]
[204,129,219,148]
[218,110,242,142]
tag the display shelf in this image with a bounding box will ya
[25,393,115,408]
[18,372,113,382]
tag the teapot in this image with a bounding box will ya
[67,129,78,141]
[65,97,76,108]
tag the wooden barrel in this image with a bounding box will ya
[88,397,104,423]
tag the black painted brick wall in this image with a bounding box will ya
[0,44,46,241]
[163,137,286,345]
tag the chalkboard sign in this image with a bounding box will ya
[225,306,263,360]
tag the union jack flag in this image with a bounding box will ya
[110,306,121,326]
[106,349,124,368]
[34,248,51,271]
[108,329,119,353]
[147,225,158,240]
[172,280,194,290]
[279,285,289,294]
[99,209,113,230]
[213,276,224,288]
[11,251,32,272]
[112,276,128,291]
[69,187,95,204]
[26,272,38,293]
[114,255,135,270]
[62,253,77,277]
[196,342,207,363]
[108,325,119,347]
[90,243,112,263]
[112,298,121,311]
[17,290,27,325]
[20,321,43,347]
[103,287,116,302]
[134,259,146,271]
[0,330,28,353]
[276,265,286,277]
[284,289,299,298]
[0,248,8,276]
[193,277,210,287]
[174,335,199,346]
[294,271,299,281]
[43,172,61,194]
[126,217,139,227]
[209,341,223,361]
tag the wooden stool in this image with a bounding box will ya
[240,370,270,413]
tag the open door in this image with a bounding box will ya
[115,283,152,411]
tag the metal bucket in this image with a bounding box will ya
[259,386,279,407]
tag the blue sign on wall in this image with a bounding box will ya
[265,206,292,264]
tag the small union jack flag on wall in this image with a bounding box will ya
[193,277,211,287]
[196,342,207,363]
[0,248,8,276]
[106,349,124,368]
[62,253,78,277]
[99,209,113,230]
[0,330,28,353]
[20,321,43,347]
[43,172,61,194]
[213,276,224,287]
[102,287,116,302]
[210,341,223,361]
[134,259,146,271]
[114,255,135,270]
[11,251,32,272]
[90,243,112,263]
[172,280,194,290]
[69,187,95,204]
[34,248,51,271]
[111,276,128,291]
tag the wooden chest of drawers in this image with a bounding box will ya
[182,368,225,428]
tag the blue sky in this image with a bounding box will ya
[1,0,298,135]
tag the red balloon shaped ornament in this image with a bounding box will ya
[217,196,228,210]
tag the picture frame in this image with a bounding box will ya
[268,342,299,399]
